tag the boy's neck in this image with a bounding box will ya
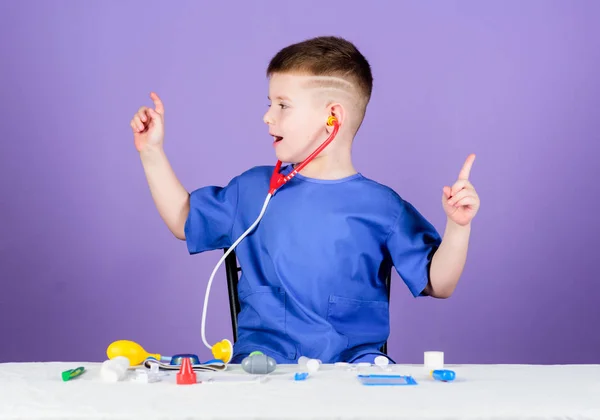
[293,149,357,180]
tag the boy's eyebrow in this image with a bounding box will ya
[268,95,292,101]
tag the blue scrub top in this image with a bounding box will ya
[185,165,441,364]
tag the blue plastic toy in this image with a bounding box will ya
[431,369,456,382]
[357,374,418,386]
[169,354,200,366]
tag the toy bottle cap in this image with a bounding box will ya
[176,357,196,385]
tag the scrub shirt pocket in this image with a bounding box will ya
[238,286,286,337]
[326,295,390,349]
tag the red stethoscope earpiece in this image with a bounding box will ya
[269,117,339,194]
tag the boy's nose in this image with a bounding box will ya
[263,110,274,125]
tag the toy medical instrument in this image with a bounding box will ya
[100,356,130,382]
[143,357,226,372]
[424,351,444,372]
[374,355,391,371]
[298,356,322,365]
[200,116,341,363]
[241,352,277,374]
[357,374,418,386]
[298,356,321,373]
[169,353,200,366]
[177,357,197,385]
[61,366,85,381]
[374,355,389,367]
[294,372,309,381]
[200,374,269,384]
[106,340,163,366]
[431,369,456,382]
[268,115,340,194]
[307,359,320,373]
[133,364,162,384]
[107,339,226,372]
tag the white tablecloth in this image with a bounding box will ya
[1,362,599,419]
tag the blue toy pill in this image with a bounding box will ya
[431,369,456,381]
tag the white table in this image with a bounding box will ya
[1,362,599,419]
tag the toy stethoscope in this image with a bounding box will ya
[202,116,341,363]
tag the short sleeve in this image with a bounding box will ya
[386,200,441,297]
[184,177,240,254]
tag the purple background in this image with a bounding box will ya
[1,1,598,364]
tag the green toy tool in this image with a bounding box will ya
[62,366,85,381]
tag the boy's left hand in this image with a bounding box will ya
[442,154,480,226]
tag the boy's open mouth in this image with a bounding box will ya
[273,136,283,143]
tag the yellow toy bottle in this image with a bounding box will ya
[106,340,161,366]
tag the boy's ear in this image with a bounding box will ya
[326,103,344,133]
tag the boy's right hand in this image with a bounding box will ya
[130,92,165,153]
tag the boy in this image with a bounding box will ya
[129,36,480,364]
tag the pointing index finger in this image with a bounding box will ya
[458,153,476,180]
[150,92,164,115]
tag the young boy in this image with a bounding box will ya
[129,36,480,364]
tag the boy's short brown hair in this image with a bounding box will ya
[267,36,373,129]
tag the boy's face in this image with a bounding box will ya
[263,73,331,164]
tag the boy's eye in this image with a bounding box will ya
[267,103,288,109]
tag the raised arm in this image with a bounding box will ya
[130,92,190,240]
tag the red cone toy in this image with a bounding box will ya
[176,356,196,385]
